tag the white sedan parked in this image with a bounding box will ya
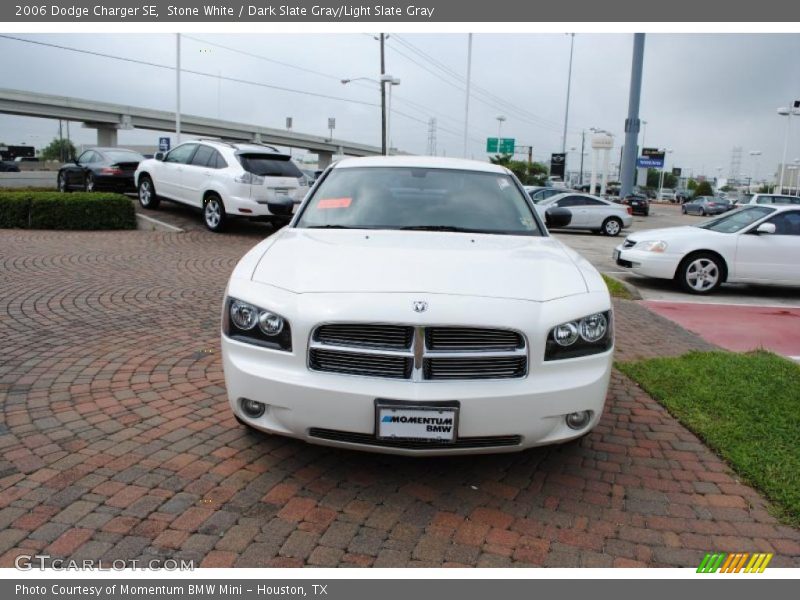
[535,193,633,236]
[222,156,613,455]
[614,205,800,293]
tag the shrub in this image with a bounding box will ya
[0,191,136,230]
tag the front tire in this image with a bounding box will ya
[137,176,160,209]
[57,171,69,193]
[203,194,227,232]
[602,217,623,236]
[678,252,723,294]
[84,173,96,193]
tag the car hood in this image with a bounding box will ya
[628,225,712,242]
[250,229,588,301]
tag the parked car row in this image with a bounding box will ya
[58,148,145,193]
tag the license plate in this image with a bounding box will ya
[613,249,620,261]
[376,402,458,443]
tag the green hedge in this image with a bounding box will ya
[0,192,136,230]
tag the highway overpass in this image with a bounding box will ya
[0,88,384,167]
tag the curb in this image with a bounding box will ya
[136,213,184,233]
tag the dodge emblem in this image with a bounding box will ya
[413,301,428,313]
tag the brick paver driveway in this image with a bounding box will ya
[1,226,798,568]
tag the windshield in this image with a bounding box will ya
[238,154,302,177]
[295,167,543,236]
[698,206,774,233]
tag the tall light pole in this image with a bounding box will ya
[379,33,387,155]
[776,102,799,194]
[640,120,648,150]
[175,34,181,145]
[381,75,401,154]
[496,115,507,143]
[561,33,575,153]
[463,33,473,159]
[342,76,399,153]
[749,150,762,192]
[619,34,646,198]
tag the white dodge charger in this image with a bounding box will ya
[221,157,614,455]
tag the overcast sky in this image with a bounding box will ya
[1,32,799,180]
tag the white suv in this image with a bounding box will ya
[134,140,308,232]
[744,193,800,206]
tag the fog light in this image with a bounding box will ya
[566,410,592,430]
[241,399,266,418]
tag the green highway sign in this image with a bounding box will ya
[486,137,516,153]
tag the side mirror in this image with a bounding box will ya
[154,152,165,161]
[545,207,572,229]
[755,222,776,235]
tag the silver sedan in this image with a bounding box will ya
[535,193,633,236]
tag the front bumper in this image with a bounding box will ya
[614,245,681,280]
[221,285,613,456]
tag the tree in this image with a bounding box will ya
[40,138,76,162]
[687,179,698,191]
[489,154,548,185]
[694,181,714,196]
[646,168,678,189]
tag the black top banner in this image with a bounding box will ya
[3,0,800,22]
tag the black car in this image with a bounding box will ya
[0,161,20,172]
[57,148,145,193]
[620,193,650,216]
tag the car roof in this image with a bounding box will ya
[332,155,510,174]
[543,192,608,203]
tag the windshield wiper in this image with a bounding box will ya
[304,225,355,229]
[399,225,495,233]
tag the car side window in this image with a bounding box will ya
[165,143,197,164]
[210,150,227,169]
[578,198,605,206]
[766,212,800,236]
[190,145,215,167]
[756,196,772,204]
[556,197,577,208]
[76,151,94,164]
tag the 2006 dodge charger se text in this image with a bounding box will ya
[221,156,613,455]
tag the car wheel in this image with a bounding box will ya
[84,173,96,193]
[137,176,160,209]
[601,217,623,236]
[678,252,723,294]
[681,206,686,214]
[203,194,227,232]
[57,171,69,193]
[700,208,706,216]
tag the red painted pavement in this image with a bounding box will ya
[642,301,800,357]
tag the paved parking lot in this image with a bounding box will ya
[1,226,799,568]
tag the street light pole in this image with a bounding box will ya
[463,33,472,159]
[176,33,181,145]
[561,33,575,154]
[619,33,646,198]
[776,103,799,194]
[379,33,387,156]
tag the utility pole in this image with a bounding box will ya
[562,33,575,153]
[176,33,181,145]
[579,130,586,186]
[380,33,387,156]
[463,33,473,159]
[619,33,645,198]
[58,119,64,162]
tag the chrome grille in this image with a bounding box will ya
[309,324,527,381]
[314,324,413,350]
[426,327,523,351]
[424,356,527,380]
[309,348,412,379]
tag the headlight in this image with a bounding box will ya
[223,297,292,352]
[633,240,668,253]
[545,311,613,360]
